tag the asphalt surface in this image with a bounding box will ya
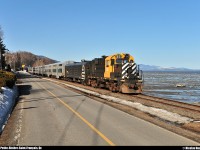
[13,72,199,146]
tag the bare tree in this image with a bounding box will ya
[15,52,21,69]
[32,59,45,67]
[5,52,17,70]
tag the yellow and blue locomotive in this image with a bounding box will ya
[64,53,143,94]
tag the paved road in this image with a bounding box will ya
[15,72,199,146]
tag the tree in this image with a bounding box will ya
[5,52,17,71]
[0,38,6,70]
[0,26,7,70]
[16,52,21,70]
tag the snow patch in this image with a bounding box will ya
[17,71,31,75]
[0,86,18,133]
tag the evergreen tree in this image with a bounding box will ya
[0,26,8,70]
[0,36,7,70]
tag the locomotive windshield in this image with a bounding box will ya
[116,59,122,63]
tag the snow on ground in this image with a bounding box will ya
[18,70,31,75]
[44,78,194,124]
[0,86,18,134]
[0,71,29,134]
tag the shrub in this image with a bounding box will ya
[0,71,17,89]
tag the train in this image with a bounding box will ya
[31,53,143,94]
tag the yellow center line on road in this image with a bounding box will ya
[36,82,115,146]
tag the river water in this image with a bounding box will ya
[142,71,200,104]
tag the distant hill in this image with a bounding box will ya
[37,55,58,63]
[5,51,58,70]
[139,64,200,71]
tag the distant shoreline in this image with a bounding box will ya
[143,70,200,72]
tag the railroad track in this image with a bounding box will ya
[135,94,200,113]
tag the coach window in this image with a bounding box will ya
[58,69,62,73]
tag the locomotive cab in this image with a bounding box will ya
[104,53,135,80]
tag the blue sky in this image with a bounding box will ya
[0,0,200,69]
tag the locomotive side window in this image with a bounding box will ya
[106,60,110,67]
[111,59,115,65]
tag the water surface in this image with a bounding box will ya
[143,71,200,104]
